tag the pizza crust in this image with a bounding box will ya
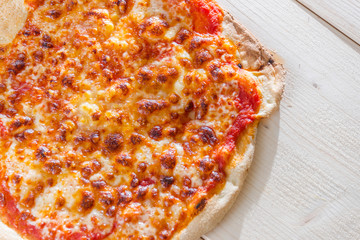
[174,123,258,240]
[174,11,285,240]
[0,222,22,240]
[0,0,27,44]
[0,1,30,237]
[0,5,284,240]
[221,12,285,117]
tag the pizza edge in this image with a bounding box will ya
[0,2,27,238]
[0,222,21,240]
[0,0,28,45]
[174,11,285,240]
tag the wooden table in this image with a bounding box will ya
[204,0,360,239]
[0,1,359,240]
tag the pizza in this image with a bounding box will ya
[0,0,284,239]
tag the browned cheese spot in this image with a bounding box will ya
[117,188,132,205]
[44,159,62,175]
[100,191,115,205]
[92,180,107,189]
[136,66,153,82]
[139,16,169,37]
[160,176,174,188]
[160,149,176,169]
[149,126,162,140]
[175,28,191,44]
[116,154,132,168]
[104,133,123,151]
[195,198,207,211]
[138,99,168,115]
[198,126,217,145]
[80,191,95,211]
[35,146,50,160]
[47,10,62,19]
[199,156,215,173]
[130,133,143,145]
[194,49,212,66]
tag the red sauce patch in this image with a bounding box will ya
[24,0,45,10]
[67,231,109,240]
[0,119,8,138]
[140,178,155,186]
[189,0,224,34]
[215,84,261,171]
[0,182,115,240]
[0,182,43,240]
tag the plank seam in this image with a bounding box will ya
[295,0,360,47]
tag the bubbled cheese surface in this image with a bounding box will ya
[0,0,261,239]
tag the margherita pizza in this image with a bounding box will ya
[0,0,284,239]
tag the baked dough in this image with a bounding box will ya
[0,0,27,44]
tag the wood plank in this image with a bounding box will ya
[297,0,360,44]
[0,1,359,240]
[203,0,360,239]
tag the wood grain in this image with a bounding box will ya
[296,0,360,45]
[204,0,360,239]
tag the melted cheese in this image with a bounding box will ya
[0,0,261,239]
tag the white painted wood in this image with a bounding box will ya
[204,0,360,239]
[0,1,359,240]
[297,0,360,44]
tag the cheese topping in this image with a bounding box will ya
[0,0,261,239]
